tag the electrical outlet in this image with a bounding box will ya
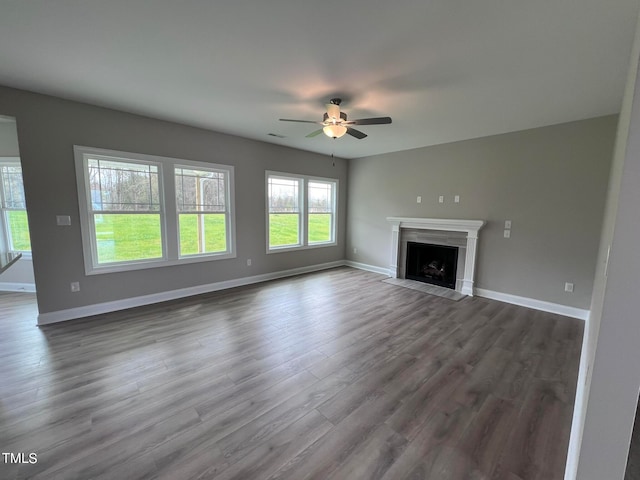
[417,196,422,204]
[504,230,511,238]
[565,282,574,293]
[247,259,252,266]
[454,195,460,203]
[70,282,80,292]
[505,220,512,229]
[438,195,444,203]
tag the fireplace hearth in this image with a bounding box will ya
[406,241,458,289]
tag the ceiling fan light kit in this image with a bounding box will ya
[323,124,347,138]
[279,98,392,140]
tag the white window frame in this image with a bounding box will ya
[307,179,337,246]
[175,164,233,259]
[75,146,236,275]
[266,171,338,253]
[267,174,304,251]
[0,158,31,257]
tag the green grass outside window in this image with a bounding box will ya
[269,213,332,247]
[95,214,163,263]
[179,214,227,256]
[7,210,31,251]
[92,212,333,263]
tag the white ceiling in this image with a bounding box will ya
[0,0,638,159]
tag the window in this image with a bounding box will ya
[266,172,337,252]
[75,146,235,274]
[268,175,302,248]
[88,157,163,264]
[175,167,229,256]
[308,180,335,244]
[0,160,31,254]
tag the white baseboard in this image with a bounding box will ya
[37,260,346,325]
[345,260,589,320]
[344,260,391,276]
[37,260,590,325]
[475,288,589,321]
[0,282,36,293]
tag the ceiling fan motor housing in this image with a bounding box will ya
[323,112,347,123]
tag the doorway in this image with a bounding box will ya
[0,115,36,294]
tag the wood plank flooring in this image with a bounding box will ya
[0,267,583,480]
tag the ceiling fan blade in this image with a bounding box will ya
[279,118,321,124]
[347,127,367,139]
[306,129,324,138]
[348,117,392,125]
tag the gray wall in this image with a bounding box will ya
[0,85,347,315]
[346,116,617,309]
[0,259,35,287]
[576,11,640,478]
[0,119,20,156]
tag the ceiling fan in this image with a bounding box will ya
[279,98,392,139]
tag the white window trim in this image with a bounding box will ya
[267,173,304,251]
[74,146,236,275]
[307,178,338,247]
[265,170,338,254]
[0,157,31,258]
[174,163,234,259]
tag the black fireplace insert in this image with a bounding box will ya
[406,242,458,289]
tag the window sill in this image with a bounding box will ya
[266,241,337,254]
[85,251,236,275]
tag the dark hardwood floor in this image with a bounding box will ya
[0,267,583,480]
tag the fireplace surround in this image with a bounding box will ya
[387,217,485,296]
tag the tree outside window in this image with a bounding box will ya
[0,162,31,253]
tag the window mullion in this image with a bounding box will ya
[163,164,178,261]
[225,173,232,254]
[0,168,10,253]
[0,211,10,254]
[97,160,103,211]
[301,178,307,246]
[332,182,337,243]
[83,160,98,269]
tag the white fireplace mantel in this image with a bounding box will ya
[386,217,486,296]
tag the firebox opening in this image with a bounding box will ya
[406,242,458,289]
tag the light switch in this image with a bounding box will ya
[438,195,444,203]
[454,195,460,203]
[565,282,574,293]
[504,229,511,238]
[505,220,512,229]
[417,196,422,204]
[56,215,71,226]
